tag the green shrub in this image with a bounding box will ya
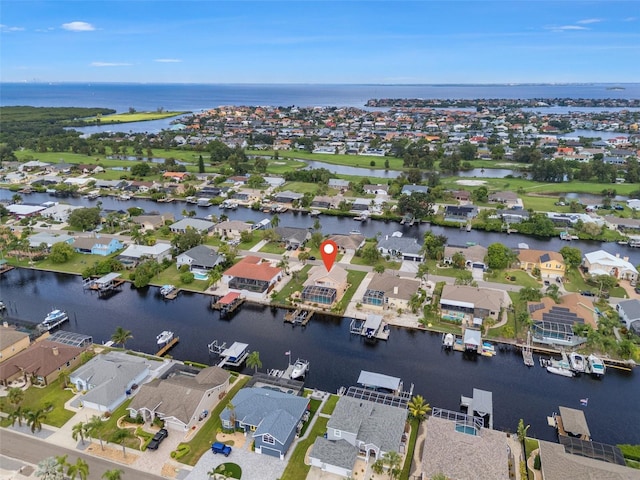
[534,453,541,470]
[171,444,191,459]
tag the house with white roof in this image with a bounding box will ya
[118,243,173,263]
[169,218,215,235]
[40,203,82,222]
[582,250,638,282]
[28,232,74,249]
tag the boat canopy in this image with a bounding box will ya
[94,272,121,286]
[218,292,241,305]
[363,314,383,331]
[357,370,401,392]
[463,329,482,346]
[558,406,591,438]
[222,342,249,360]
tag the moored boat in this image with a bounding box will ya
[160,285,176,297]
[569,352,586,373]
[546,366,575,377]
[442,333,454,349]
[156,330,174,345]
[290,359,310,379]
[586,354,606,377]
[39,308,69,331]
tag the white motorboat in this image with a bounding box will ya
[587,354,606,377]
[0,300,6,311]
[569,352,586,373]
[546,366,575,377]
[39,308,69,331]
[160,285,176,297]
[290,359,310,379]
[156,330,174,345]
[442,333,454,349]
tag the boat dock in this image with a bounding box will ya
[164,289,179,300]
[460,388,494,429]
[208,340,250,368]
[349,314,390,340]
[522,331,534,367]
[155,336,179,357]
[0,260,15,275]
[211,292,245,317]
[84,272,126,297]
[284,308,313,326]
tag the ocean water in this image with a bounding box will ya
[2,83,639,112]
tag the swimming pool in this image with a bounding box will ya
[193,271,208,281]
[455,423,477,436]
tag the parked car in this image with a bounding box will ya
[580,290,595,297]
[147,428,168,450]
[211,442,232,456]
[543,280,550,286]
[635,287,640,294]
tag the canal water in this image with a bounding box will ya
[3,190,638,265]
[1,268,638,446]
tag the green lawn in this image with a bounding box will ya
[400,419,421,480]
[332,270,368,314]
[248,149,405,171]
[521,195,571,213]
[485,269,541,289]
[281,181,329,194]
[280,417,328,480]
[150,265,210,292]
[563,268,592,293]
[177,376,250,466]
[0,377,75,428]
[34,252,117,275]
[272,265,311,304]
[320,394,340,415]
[85,111,186,124]
[349,255,401,270]
[259,242,287,255]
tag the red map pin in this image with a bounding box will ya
[320,240,338,272]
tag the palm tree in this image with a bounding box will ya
[11,193,22,205]
[111,327,133,349]
[246,351,262,373]
[277,257,290,275]
[207,267,222,288]
[271,214,280,228]
[59,368,70,389]
[85,415,105,450]
[67,457,90,480]
[54,456,70,476]
[26,408,47,433]
[110,428,134,458]
[101,469,124,480]
[9,406,26,427]
[313,218,322,231]
[35,457,65,480]
[8,387,24,407]
[407,395,431,422]
[72,421,87,445]
[380,451,402,480]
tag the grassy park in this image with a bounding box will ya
[86,111,187,124]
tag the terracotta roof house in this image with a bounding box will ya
[220,387,309,460]
[0,326,31,363]
[222,256,282,298]
[0,340,86,387]
[528,293,594,347]
[301,265,348,306]
[213,220,252,240]
[362,273,420,312]
[176,245,223,272]
[583,250,638,282]
[128,365,229,431]
[73,235,124,256]
[162,171,189,182]
[518,249,566,279]
[169,218,215,235]
[440,285,510,322]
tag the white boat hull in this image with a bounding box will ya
[157,331,174,345]
[290,360,309,379]
[547,366,574,377]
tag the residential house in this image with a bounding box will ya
[400,184,429,196]
[326,233,366,255]
[363,184,389,195]
[130,214,174,232]
[350,198,371,212]
[222,256,282,298]
[440,285,509,323]
[213,220,252,240]
[169,218,215,235]
[311,196,334,209]
[498,208,530,224]
[377,236,424,262]
[603,215,640,232]
[518,249,566,280]
[582,250,638,282]
[40,203,82,223]
[28,232,74,249]
[488,191,519,206]
[128,365,229,431]
[310,395,406,473]
[220,387,309,459]
[73,235,124,256]
[6,204,46,218]
[616,299,640,334]
[0,326,30,363]
[176,245,223,272]
[76,164,105,174]
[69,351,156,412]
[444,205,478,223]
[529,293,595,347]
[118,243,173,264]
[274,190,304,204]
[452,190,471,202]
[124,181,155,194]
[328,179,350,190]
[301,265,348,306]
[263,177,286,188]
[0,340,86,387]
[361,273,420,311]
[94,179,128,190]
[443,244,488,270]
[163,172,189,182]
[274,226,311,249]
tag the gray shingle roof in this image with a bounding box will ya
[310,438,358,470]
[180,245,221,268]
[377,236,422,255]
[274,227,310,244]
[617,299,640,322]
[170,218,215,232]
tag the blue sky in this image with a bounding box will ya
[1,1,638,84]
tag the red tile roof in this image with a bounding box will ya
[224,256,281,282]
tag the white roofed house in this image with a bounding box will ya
[28,232,74,249]
[169,218,215,235]
[582,250,638,283]
[40,203,82,223]
[118,243,172,265]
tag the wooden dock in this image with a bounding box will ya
[0,264,15,275]
[284,308,313,326]
[85,272,126,297]
[163,289,180,300]
[155,337,179,357]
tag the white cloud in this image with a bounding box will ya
[0,24,25,32]
[62,21,95,32]
[545,25,589,32]
[577,18,602,24]
[90,62,132,67]
[154,58,182,63]
[624,17,637,22]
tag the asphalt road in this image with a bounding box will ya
[0,430,164,480]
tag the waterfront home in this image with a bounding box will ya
[73,235,124,256]
[27,232,74,249]
[169,218,215,235]
[162,171,189,182]
[582,250,638,282]
[440,285,509,323]
[123,180,156,194]
[443,244,488,270]
[363,184,389,195]
[130,214,174,232]
[40,203,82,223]
[0,340,86,387]
[627,199,640,210]
[68,351,157,413]
[128,364,229,431]
[361,273,420,312]
[444,205,478,223]
[328,179,350,190]
[517,249,566,280]
[274,190,304,204]
[310,395,407,473]
[528,293,594,347]
[301,265,348,306]
[420,414,509,480]
[219,387,309,460]
[0,325,30,363]
[94,179,128,190]
[377,236,424,262]
[118,243,173,264]
[616,299,640,334]
[310,195,334,209]
[603,215,640,232]
[401,184,429,196]
[498,208,530,224]
[212,220,252,240]
[222,256,282,298]
[6,204,46,218]
[326,233,366,255]
[176,245,223,272]
[274,226,311,249]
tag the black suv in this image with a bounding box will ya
[147,428,168,450]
